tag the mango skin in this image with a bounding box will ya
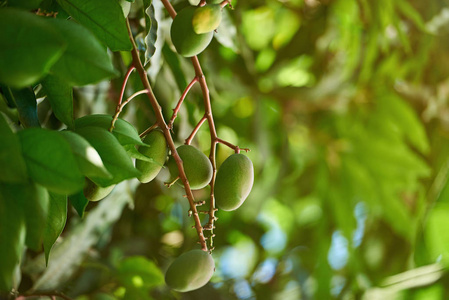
[170,6,214,57]
[165,250,215,292]
[192,4,222,34]
[214,154,254,211]
[83,178,115,202]
[169,145,213,190]
[136,130,168,183]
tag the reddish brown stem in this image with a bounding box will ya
[169,77,198,129]
[139,122,158,138]
[118,66,136,107]
[110,89,148,131]
[185,116,207,145]
[127,20,208,251]
[217,138,250,153]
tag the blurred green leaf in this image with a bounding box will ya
[41,75,74,128]
[0,8,65,89]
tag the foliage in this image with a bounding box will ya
[1,0,449,299]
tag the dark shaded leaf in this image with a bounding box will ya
[69,191,89,218]
[0,113,28,184]
[1,86,40,128]
[41,75,74,128]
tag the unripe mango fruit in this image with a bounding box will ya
[165,250,215,292]
[83,178,115,201]
[214,154,254,211]
[192,4,222,34]
[136,130,168,183]
[168,145,213,190]
[170,6,214,57]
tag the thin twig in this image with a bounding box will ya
[185,116,207,145]
[139,122,159,138]
[110,89,149,131]
[126,19,208,251]
[17,292,72,300]
[169,77,199,130]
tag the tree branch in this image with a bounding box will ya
[126,20,208,251]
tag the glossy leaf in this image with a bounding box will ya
[1,86,40,128]
[44,193,67,264]
[0,113,28,184]
[58,131,112,181]
[75,127,141,187]
[55,0,132,51]
[18,128,85,195]
[0,8,65,88]
[41,75,74,128]
[47,19,119,86]
[74,114,145,146]
[123,144,156,163]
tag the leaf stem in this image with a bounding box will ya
[168,77,199,130]
[185,116,207,145]
[110,90,148,131]
[126,19,208,251]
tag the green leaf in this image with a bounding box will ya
[69,191,89,218]
[162,44,187,92]
[116,256,164,289]
[41,75,74,128]
[44,193,67,265]
[0,8,66,89]
[1,86,40,128]
[75,114,145,146]
[0,113,28,184]
[123,144,157,163]
[143,0,158,66]
[75,127,141,186]
[0,183,26,292]
[58,131,112,181]
[23,184,49,251]
[47,19,119,86]
[8,0,43,9]
[18,128,85,195]
[55,0,132,51]
[425,203,449,265]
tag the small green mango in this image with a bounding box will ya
[168,145,213,190]
[214,154,254,211]
[83,178,115,201]
[136,130,168,183]
[192,4,222,34]
[165,249,215,292]
[170,6,214,57]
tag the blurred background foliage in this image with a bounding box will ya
[14,0,449,299]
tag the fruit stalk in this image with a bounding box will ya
[126,20,208,251]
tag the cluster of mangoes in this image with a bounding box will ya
[74,115,253,292]
[170,4,223,57]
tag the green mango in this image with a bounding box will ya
[83,178,115,202]
[192,4,222,34]
[214,154,254,211]
[136,130,168,183]
[170,6,214,57]
[168,145,213,190]
[165,250,215,292]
